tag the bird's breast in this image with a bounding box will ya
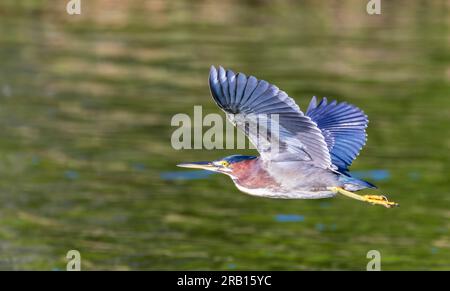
[230,159,337,199]
[231,158,278,189]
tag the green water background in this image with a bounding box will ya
[0,0,448,270]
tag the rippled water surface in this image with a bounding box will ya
[0,0,448,270]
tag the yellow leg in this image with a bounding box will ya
[329,187,399,208]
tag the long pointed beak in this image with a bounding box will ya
[177,161,218,171]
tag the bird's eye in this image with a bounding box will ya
[220,161,229,167]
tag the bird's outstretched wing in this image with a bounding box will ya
[208,66,331,169]
[306,96,368,172]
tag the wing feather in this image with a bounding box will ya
[306,96,368,171]
[209,66,331,168]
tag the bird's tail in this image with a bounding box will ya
[338,172,377,191]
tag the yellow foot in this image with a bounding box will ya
[329,187,399,208]
[362,195,399,208]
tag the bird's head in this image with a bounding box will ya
[177,155,257,176]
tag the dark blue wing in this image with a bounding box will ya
[209,66,331,168]
[306,96,368,171]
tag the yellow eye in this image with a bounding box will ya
[220,161,229,167]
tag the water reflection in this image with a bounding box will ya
[351,169,390,181]
[274,214,305,223]
[160,170,214,181]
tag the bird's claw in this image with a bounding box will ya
[363,195,399,208]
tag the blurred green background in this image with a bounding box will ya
[0,0,448,270]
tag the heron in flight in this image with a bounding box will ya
[178,66,398,208]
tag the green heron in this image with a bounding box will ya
[178,66,398,208]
